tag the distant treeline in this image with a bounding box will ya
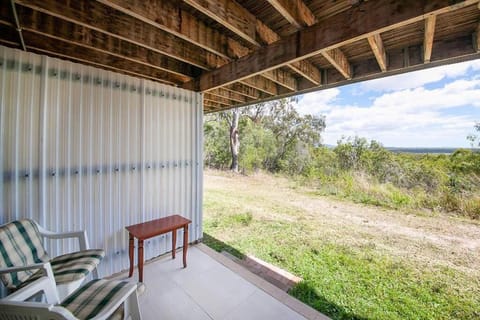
[386,147,480,154]
[204,99,480,219]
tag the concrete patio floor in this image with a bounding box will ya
[110,244,329,320]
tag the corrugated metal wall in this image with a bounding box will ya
[0,45,203,277]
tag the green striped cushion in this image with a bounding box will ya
[61,279,133,319]
[0,219,49,288]
[50,249,105,283]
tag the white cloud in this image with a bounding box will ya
[360,60,480,92]
[296,88,341,115]
[296,66,480,147]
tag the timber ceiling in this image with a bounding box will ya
[0,0,479,113]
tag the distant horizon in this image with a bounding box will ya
[296,59,480,148]
[322,143,478,150]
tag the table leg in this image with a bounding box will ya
[172,228,177,260]
[138,239,144,282]
[183,224,188,268]
[128,233,134,278]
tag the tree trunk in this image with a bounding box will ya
[229,108,240,172]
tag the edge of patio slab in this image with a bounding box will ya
[195,243,330,320]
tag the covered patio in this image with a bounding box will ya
[110,244,328,320]
[1,0,480,319]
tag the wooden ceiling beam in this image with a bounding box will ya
[261,68,297,91]
[15,0,226,70]
[226,83,266,100]
[99,0,296,94]
[0,5,195,79]
[184,0,259,46]
[476,23,480,52]
[322,48,352,79]
[204,94,232,107]
[266,0,316,29]
[367,34,388,72]
[240,76,278,96]
[424,15,437,63]
[288,60,321,85]
[184,0,321,86]
[206,88,248,104]
[185,0,477,91]
[0,27,180,85]
[97,0,246,61]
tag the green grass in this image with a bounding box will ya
[203,171,480,320]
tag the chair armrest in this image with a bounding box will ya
[1,263,60,304]
[0,262,51,276]
[36,224,90,250]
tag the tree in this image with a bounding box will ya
[263,98,326,173]
[203,97,326,175]
[467,122,480,147]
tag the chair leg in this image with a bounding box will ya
[123,290,142,320]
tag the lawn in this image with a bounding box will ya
[202,170,480,320]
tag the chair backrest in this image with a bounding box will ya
[0,219,50,288]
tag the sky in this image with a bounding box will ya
[296,60,480,148]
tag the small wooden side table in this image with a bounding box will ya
[125,215,191,282]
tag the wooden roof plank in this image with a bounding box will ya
[476,23,480,52]
[424,15,437,62]
[261,68,297,91]
[226,83,265,100]
[367,34,388,72]
[240,76,278,96]
[98,0,247,61]
[0,5,195,79]
[184,0,258,46]
[206,88,248,104]
[322,48,352,79]
[184,0,320,87]
[266,0,316,28]
[6,27,180,84]
[185,0,478,91]
[15,0,226,70]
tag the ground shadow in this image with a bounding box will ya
[202,232,370,320]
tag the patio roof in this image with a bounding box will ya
[109,244,329,320]
[1,0,480,113]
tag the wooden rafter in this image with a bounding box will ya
[266,0,316,29]
[240,76,278,96]
[367,34,388,72]
[262,68,297,91]
[322,48,351,79]
[206,88,248,104]
[424,15,437,63]
[15,0,227,70]
[226,83,265,100]
[98,0,299,93]
[98,0,238,60]
[0,25,188,84]
[204,93,233,106]
[0,5,195,79]
[476,23,480,52]
[183,0,321,85]
[185,0,478,92]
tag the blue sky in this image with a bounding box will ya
[296,60,480,148]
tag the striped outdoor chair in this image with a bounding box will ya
[0,219,105,300]
[0,264,142,320]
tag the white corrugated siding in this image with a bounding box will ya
[0,45,203,277]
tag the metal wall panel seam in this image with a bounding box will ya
[0,47,5,225]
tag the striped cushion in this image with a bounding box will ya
[61,279,134,319]
[0,219,105,291]
[50,249,105,283]
[0,219,49,288]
